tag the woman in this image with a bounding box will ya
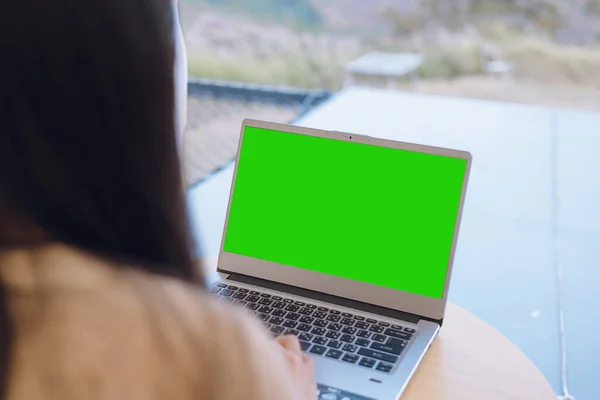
[0,0,316,399]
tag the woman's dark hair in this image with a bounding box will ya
[0,0,200,395]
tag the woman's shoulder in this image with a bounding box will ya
[2,244,284,399]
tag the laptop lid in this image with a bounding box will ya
[217,119,472,321]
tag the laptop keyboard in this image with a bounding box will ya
[210,282,416,374]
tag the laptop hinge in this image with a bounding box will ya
[225,272,426,325]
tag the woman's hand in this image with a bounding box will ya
[275,335,317,399]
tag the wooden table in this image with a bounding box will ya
[200,258,556,400]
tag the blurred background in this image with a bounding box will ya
[179,0,600,183]
[179,0,600,107]
[179,2,600,398]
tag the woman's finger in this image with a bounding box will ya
[302,353,315,369]
[275,335,303,355]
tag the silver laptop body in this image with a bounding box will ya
[208,119,472,400]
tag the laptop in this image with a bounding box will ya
[209,119,472,400]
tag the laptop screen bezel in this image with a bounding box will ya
[216,119,472,321]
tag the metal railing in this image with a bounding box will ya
[185,78,333,187]
[188,78,332,121]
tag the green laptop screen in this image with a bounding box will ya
[223,126,468,299]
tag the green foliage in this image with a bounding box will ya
[588,0,600,15]
[196,0,322,28]
[187,52,345,89]
[468,0,519,14]
[420,44,483,79]
[381,6,427,36]
[503,37,600,87]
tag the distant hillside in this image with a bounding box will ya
[308,0,415,30]
[312,0,600,44]
[183,0,600,44]
[189,0,323,28]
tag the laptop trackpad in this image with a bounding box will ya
[317,383,375,400]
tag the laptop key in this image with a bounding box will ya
[341,326,357,335]
[355,338,370,347]
[284,329,299,336]
[272,296,282,300]
[340,318,354,326]
[232,292,247,300]
[309,345,327,355]
[359,357,376,368]
[391,324,403,330]
[260,293,271,298]
[357,348,399,364]
[285,313,301,321]
[227,286,238,290]
[327,340,342,349]
[384,328,413,340]
[387,337,408,349]
[313,336,328,345]
[272,301,286,309]
[285,305,300,312]
[246,295,260,303]
[355,322,369,330]
[245,303,260,311]
[342,353,359,364]
[299,308,313,316]
[326,315,341,322]
[376,362,393,373]
[298,323,312,332]
[404,327,416,333]
[371,342,404,356]
[311,327,326,336]
[341,312,353,317]
[327,323,342,331]
[299,333,313,342]
[258,313,270,321]
[378,321,390,327]
[249,290,260,295]
[258,298,273,305]
[283,298,294,303]
[325,331,340,339]
[340,334,354,343]
[294,301,306,306]
[269,326,285,335]
[325,349,343,359]
[313,311,327,319]
[306,304,317,309]
[282,320,298,329]
[299,316,314,324]
[317,307,329,312]
[300,341,311,352]
[357,330,371,339]
[353,315,365,321]
[314,320,328,328]
[238,288,249,293]
[269,317,284,325]
[372,334,386,343]
[219,289,234,297]
[258,306,273,314]
[342,344,358,353]
[329,310,341,315]
[210,287,221,294]
[216,283,227,288]
[272,309,286,317]
[366,318,377,324]
[369,325,385,333]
